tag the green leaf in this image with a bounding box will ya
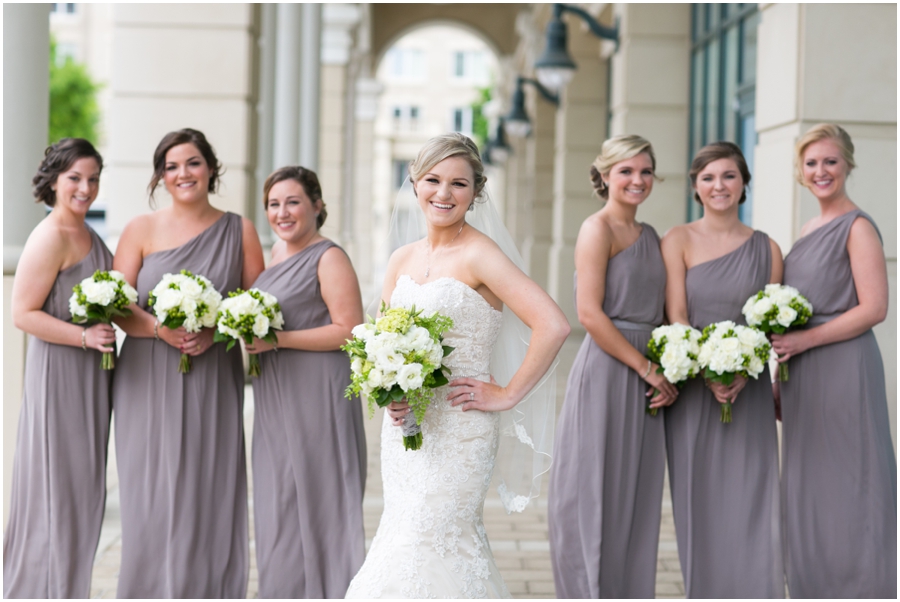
[213,331,229,343]
[225,339,236,352]
[442,345,454,358]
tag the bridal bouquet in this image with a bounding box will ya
[148,269,222,374]
[742,284,813,381]
[645,324,702,416]
[342,302,454,451]
[69,270,138,370]
[697,320,773,423]
[214,288,284,377]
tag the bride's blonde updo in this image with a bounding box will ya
[408,133,487,202]
[589,134,659,199]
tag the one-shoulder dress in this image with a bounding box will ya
[664,231,784,598]
[549,224,667,598]
[112,213,248,598]
[780,209,896,598]
[346,275,508,598]
[3,225,112,598]
[251,239,367,598]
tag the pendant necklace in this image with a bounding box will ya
[425,222,465,278]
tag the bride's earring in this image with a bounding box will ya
[467,202,474,212]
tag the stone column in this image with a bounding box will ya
[609,2,691,234]
[524,98,557,291]
[299,3,322,171]
[254,2,278,247]
[273,3,303,168]
[3,2,51,527]
[353,77,384,303]
[318,3,362,246]
[754,3,897,446]
[547,20,610,329]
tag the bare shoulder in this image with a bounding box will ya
[768,236,783,259]
[580,210,613,240]
[661,222,691,248]
[119,212,156,250]
[20,217,67,269]
[849,213,882,243]
[320,240,354,269]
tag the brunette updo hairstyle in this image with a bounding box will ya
[688,141,752,204]
[408,133,487,202]
[32,138,104,207]
[589,134,658,200]
[148,128,223,202]
[794,123,856,185]
[262,166,327,229]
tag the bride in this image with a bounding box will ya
[345,133,570,598]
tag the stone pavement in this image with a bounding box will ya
[88,335,685,598]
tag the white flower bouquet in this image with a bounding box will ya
[697,320,773,423]
[645,324,702,416]
[213,288,284,377]
[69,269,138,370]
[147,269,222,374]
[742,283,813,381]
[342,302,454,451]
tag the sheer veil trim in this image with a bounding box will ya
[371,177,558,514]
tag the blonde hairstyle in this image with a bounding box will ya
[589,134,659,199]
[795,123,856,185]
[408,133,487,200]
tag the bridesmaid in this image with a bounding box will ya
[244,166,367,598]
[549,135,678,598]
[772,124,896,598]
[660,141,784,598]
[112,128,264,597]
[4,139,115,598]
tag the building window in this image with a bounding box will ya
[688,3,760,224]
[386,47,426,82]
[393,159,410,190]
[451,107,473,135]
[450,50,489,84]
[390,106,421,131]
[51,3,77,13]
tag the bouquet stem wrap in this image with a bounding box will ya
[399,412,423,451]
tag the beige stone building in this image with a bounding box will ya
[4,3,896,521]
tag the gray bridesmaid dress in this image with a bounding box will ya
[664,231,784,598]
[780,209,896,598]
[549,225,667,598]
[3,226,112,598]
[250,239,366,598]
[112,213,248,598]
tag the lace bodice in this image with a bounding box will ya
[391,275,503,381]
[346,275,510,599]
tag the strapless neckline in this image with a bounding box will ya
[396,274,503,316]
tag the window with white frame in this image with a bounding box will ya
[451,107,473,135]
[386,47,426,82]
[450,50,489,84]
[390,105,422,131]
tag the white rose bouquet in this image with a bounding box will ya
[645,324,702,416]
[213,288,284,377]
[147,269,222,374]
[342,302,454,451]
[69,269,138,370]
[697,320,773,423]
[742,283,813,381]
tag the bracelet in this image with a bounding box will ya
[154,320,160,340]
[642,359,652,378]
[81,328,87,351]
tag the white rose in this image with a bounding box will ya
[374,348,405,373]
[69,297,87,319]
[737,326,761,348]
[154,288,183,313]
[408,325,432,349]
[367,367,385,389]
[426,341,444,366]
[351,357,363,375]
[397,363,425,392]
[776,305,798,328]
[122,282,138,304]
[747,356,765,377]
[252,313,271,338]
[352,323,374,342]
[198,306,218,329]
[183,313,201,333]
[770,288,793,306]
[271,310,284,330]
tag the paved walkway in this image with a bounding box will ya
[88,335,685,598]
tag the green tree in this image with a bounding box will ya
[49,36,102,145]
[470,86,492,148]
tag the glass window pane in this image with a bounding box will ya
[691,50,705,151]
[739,113,756,225]
[705,38,720,143]
[741,11,760,84]
[724,25,740,142]
[692,4,703,41]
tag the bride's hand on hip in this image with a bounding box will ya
[448,376,513,412]
[387,400,410,426]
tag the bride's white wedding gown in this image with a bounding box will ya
[346,275,511,598]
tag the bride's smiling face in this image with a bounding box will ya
[414,156,475,227]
